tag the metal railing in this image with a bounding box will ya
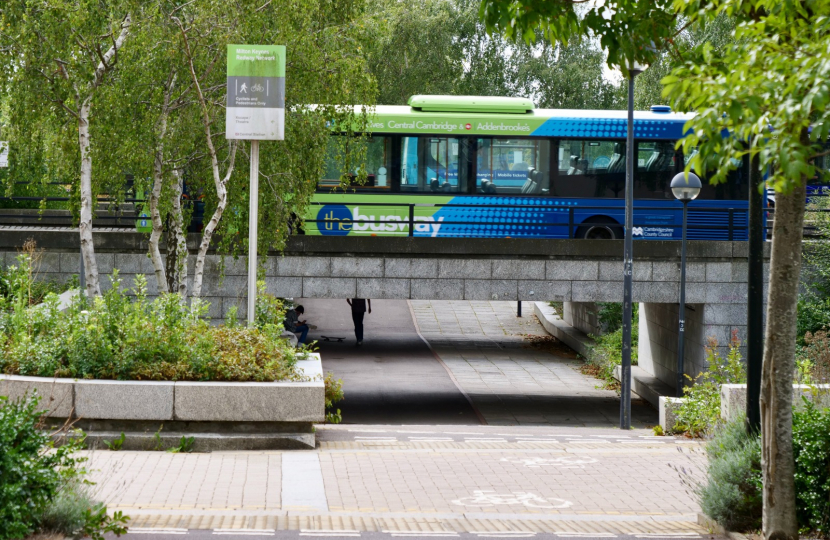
[306,201,757,240]
[3,195,829,239]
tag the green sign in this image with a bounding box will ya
[226,44,285,140]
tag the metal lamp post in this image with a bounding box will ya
[670,172,702,398]
[620,61,646,430]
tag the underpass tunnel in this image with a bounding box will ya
[294,298,657,427]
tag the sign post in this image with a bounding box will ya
[226,44,285,325]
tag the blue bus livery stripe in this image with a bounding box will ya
[530,117,687,139]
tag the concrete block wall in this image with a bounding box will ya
[562,302,602,337]
[638,301,750,391]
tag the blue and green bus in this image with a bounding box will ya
[309,95,751,240]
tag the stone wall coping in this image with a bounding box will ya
[0,353,324,422]
[0,230,769,260]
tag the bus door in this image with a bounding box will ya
[400,136,466,193]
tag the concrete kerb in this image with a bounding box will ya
[0,353,324,451]
[532,301,594,358]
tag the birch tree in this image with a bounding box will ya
[0,2,135,297]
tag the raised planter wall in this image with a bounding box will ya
[0,353,324,450]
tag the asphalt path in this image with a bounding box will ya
[299,299,480,425]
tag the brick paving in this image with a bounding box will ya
[409,300,656,427]
[85,432,706,532]
[82,300,698,534]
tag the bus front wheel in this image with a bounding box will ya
[575,218,623,240]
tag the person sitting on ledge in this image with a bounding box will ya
[284,304,310,345]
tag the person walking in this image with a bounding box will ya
[346,298,371,346]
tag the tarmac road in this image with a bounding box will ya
[298,298,481,425]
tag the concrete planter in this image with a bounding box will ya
[721,383,830,422]
[0,353,324,450]
[656,383,830,431]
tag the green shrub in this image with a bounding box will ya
[582,303,638,389]
[696,403,830,535]
[673,330,746,437]
[0,394,80,539]
[698,419,762,532]
[0,268,300,382]
[793,399,830,535]
[325,372,345,424]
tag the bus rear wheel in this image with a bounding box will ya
[576,218,623,240]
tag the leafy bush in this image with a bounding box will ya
[0,250,73,308]
[0,394,75,539]
[0,394,127,540]
[797,295,830,346]
[694,402,830,534]
[0,265,301,382]
[324,372,345,424]
[673,331,746,436]
[793,399,830,535]
[582,303,638,390]
[798,329,830,385]
[698,419,762,532]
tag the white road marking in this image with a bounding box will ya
[409,437,453,441]
[129,529,188,535]
[591,435,627,438]
[500,456,598,469]
[444,432,485,435]
[386,531,459,537]
[213,530,274,536]
[566,439,610,443]
[354,437,398,440]
[453,490,573,509]
[621,441,665,444]
[465,438,508,442]
[516,439,560,443]
[555,533,617,537]
[470,532,536,537]
[300,530,360,537]
[634,532,700,538]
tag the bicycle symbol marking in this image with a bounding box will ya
[452,490,573,509]
[500,456,599,469]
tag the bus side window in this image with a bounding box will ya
[400,136,466,193]
[319,135,392,192]
[475,138,551,195]
[554,140,625,198]
[633,141,679,199]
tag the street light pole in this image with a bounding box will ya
[670,172,702,398]
[676,199,689,396]
[620,69,639,430]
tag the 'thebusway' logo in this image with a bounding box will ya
[318,205,444,237]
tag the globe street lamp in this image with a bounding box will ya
[670,172,702,398]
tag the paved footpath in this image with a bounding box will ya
[88,301,708,538]
[89,426,709,537]
[409,301,655,427]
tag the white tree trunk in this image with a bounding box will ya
[191,141,237,298]
[147,73,175,294]
[760,178,806,540]
[77,97,101,297]
[168,170,188,298]
[73,14,132,298]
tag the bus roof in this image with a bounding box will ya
[346,97,694,140]
[408,95,535,114]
